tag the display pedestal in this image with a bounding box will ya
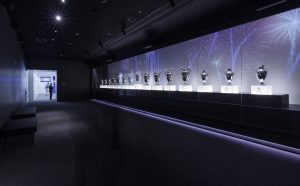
[164,85,176,91]
[152,85,163,91]
[198,85,213,93]
[251,85,273,95]
[179,85,193,92]
[141,85,152,90]
[221,85,239,94]
[134,84,143,90]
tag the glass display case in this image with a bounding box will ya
[92,7,300,137]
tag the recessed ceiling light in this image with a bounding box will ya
[52,38,55,41]
[138,10,142,14]
[54,30,58,33]
[61,0,66,3]
[55,15,62,22]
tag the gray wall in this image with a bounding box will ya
[0,6,26,128]
[27,58,90,101]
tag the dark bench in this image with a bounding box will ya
[11,106,37,119]
[1,117,37,148]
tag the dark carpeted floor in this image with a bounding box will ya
[0,101,140,186]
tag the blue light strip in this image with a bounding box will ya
[92,99,300,157]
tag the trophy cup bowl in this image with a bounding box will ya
[135,71,141,82]
[181,67,191,85]
[256,65,268,85]
[153,71,160,85]
[225,68,234,85]
[201,70,208,85]
[165,70,173,85]
[144,73,150,85]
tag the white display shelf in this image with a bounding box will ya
[152,85,163,91]
[197,85,213,93]
[251,85,273,95]
[141,85,152,90]
[134,84,143,90]
[178,85,193,92]
[122,85,135,89]
[163,85,177,91]
[220,85,239,94]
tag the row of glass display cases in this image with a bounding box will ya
[99,84,273,95]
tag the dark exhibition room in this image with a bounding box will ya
[1,0,300,185]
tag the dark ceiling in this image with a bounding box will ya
[2,0,300,66]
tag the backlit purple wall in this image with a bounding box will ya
[105,7,300,104]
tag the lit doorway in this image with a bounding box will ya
[26,70,57,102]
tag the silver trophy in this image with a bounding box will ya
[101,79,104,85]
[117,73,123,85]
[111,76,116,85]
[224,68,234,85]
[165,69,173,85]
[127,74,134,85]
[104,79,108,85]
[153,71,160,85]
[181,66,191,85]
[256,65,268,85]
[201,70,208,85]
[108,79,111,85]
[122,74,127,85]
[144,73,150,85]
[135,71,141,83]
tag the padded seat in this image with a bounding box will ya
[1,118,37,148]
[2,117,37,137]
[11,106,37,119]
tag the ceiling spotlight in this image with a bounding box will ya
[55,15,62,22]
[54,30,58,33]
[61,0,66,3]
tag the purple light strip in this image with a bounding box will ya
[92,99,300,157]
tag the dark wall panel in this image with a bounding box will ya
[95,102,300,186]
[0,6,26,128]
[26,58,90,101]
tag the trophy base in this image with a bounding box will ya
[141,85,152,90]
[221,85,239,94]
[134,84,143,90]
[164,85,176,91]
[152,85,163,91]
[179,85,193,92]
[251,85,273,95]
[198,85,213,93]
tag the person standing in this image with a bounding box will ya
[49,83,54,100]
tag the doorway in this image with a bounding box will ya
[26,70,57,102]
